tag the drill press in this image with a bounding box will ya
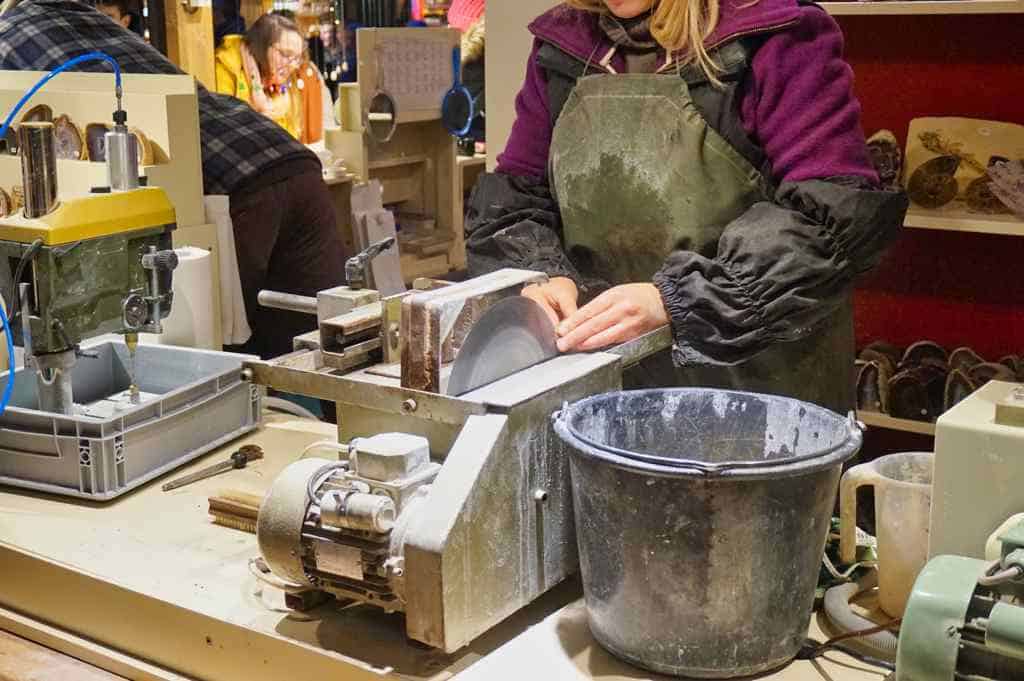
[0,114,178,415]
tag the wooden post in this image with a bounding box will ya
[163,0,215,90]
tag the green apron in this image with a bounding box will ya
[550,73,855,413]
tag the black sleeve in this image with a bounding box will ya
[653,178,908,366]
[464,172,609,297]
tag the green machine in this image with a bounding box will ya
[898,519,1024,681]
[0,120,178,415]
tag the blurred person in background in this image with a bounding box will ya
[215,12,326,143]
[447,0,485,147]
[94,0,143,36]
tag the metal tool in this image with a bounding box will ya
[18,122,58,218]
[345,236,396,290]
[446,296,559,396]
[897,517,1024,681]
[246,268,674,653]
[162,445,264,492]
[0,98,178,415]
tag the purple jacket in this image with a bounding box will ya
[466,1,906,369]
[497,0,879,185]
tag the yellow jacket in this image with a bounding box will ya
[214,35,301,139]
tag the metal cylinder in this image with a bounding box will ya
[986,602,1024,661]
[34,349,77,415]
[18,123,58,218]
[105,127,139,192]
[321,490,396,534]
[257,458,331,588]
[257,290,318,316]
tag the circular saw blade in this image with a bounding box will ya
[446,296,559,396]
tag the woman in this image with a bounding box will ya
[465,0,908,413]
[216,13,324,143]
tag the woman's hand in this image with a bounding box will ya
[522,277,579,328]
[555,283,669,353]
[241,44,273,114]
[241,43,261,88]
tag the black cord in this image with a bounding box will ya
[9,238,43,321]
[798,639,896,672]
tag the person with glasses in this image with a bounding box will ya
[215,12,324,143]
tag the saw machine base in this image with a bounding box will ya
[246,269,673,652]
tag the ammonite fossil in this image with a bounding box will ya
[85,123,110,162]
[53,114,87,160]
[131,127,154,166]
[965,156,1012,214]
[901,339,949,370]
[10,186,24,213]
[85,124,152,165]
[866,129,902,191]
[21,104,52,123]
[1,126,18,156]
[907,155,961,209]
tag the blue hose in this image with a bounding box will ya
[0,51,123,416]
[0,51,122,143]
[0,304,14,415]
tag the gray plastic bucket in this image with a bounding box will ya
[553,388,863,678]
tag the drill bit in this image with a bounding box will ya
[124,332,140,404]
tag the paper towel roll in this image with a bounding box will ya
[143,247,217,349]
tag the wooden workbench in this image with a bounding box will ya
[0,417,885,681]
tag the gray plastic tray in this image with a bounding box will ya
[0,339,262,500]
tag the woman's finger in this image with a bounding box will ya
[557,292,614,337]
[577,320,636,352]
[557,306,620,352]
[552,285,578,319]
[522,287,559,327]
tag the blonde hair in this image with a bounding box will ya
[565,0,725,82]
[462,17,485,63]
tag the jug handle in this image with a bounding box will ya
[839,463,878,565]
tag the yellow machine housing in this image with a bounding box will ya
[0,188,176,356]
[0,187,176,245]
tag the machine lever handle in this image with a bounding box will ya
[142,249,179,272]
[346,236,396,290]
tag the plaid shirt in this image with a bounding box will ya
[0,0,316,196]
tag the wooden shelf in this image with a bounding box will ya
[367,155,430,171]
[857,410,937,436]
[903,207,1024,236]
[457,154,487,169]
[823,0,1024,15]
